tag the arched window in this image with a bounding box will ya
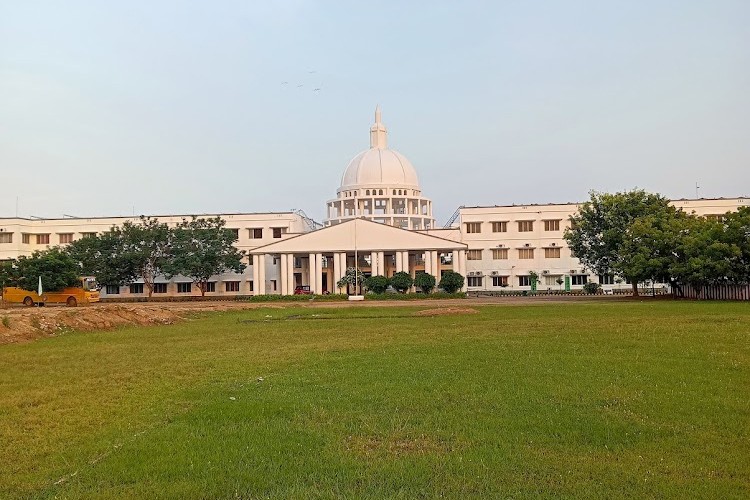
[366,190,370,195]
[379,189,383,195]
[393,190,396,195]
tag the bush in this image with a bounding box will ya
[583,282,601,294]
[364,275,390,294]
[390,272,413,293]
[439,271,464,294]
[414,272,436,293]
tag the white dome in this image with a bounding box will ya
[340,148,420,190]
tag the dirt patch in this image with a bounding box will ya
[0,305,183,344]
[413,307,479,317]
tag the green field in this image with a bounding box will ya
[1,302,748,499]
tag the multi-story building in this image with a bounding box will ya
[1,107,746,297]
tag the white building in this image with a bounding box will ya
[1,107,747,297]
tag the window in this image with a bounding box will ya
[467,276,483,287]
[492,276,508,286]
[177,283,192,293]
[544,275,562,286]
[204,282,216,293]
[492,248,508,260]
[248,281,254,292]
[22,233,30,244]
[598,274,615,285]
[517,221,534,232]
[81,232,97,239]
[518,275,531,287]
[249,228,263,239]
[153,283,168,294]
[543,220,560,231]
[571,275,588,286]
[544,247,561,258]
[105,285,120,295]
[272,227,283,238]
[225,281,240,292]
[491,221,507,233]
[465,222,482,234]
[129,283,144,294]
[35,234,50,245]
[271,280,277,291]
[59,233,74,244]
[467,250,483,260]
[518,248,534,259]
[0,233,12,244]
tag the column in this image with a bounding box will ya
[333,252,343,291]
[280,254,288,295]
[377,251,385,276]
[287,254,295,294]
[308,253,317,293]
[252,254,260,296]
[452,250,460,272]
[432,251,440,279]
[257,254,267,295]
[424,251,432,275]
[458,250,467,291]
[395,251,403,273]
[314,253,323,295]
[402,251,410,274]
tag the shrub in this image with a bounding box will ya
[390,272,413,293]
[414,272,436,293]
[364,275,390,294]
[583,282,601,294]
[439,271,464,294]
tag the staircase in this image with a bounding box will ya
[443,206,464,228]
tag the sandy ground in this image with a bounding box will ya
[0,295,634,345]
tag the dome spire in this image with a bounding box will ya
[370,104,387,149]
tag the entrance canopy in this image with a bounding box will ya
[249,217,466,255]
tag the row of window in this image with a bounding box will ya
[106,281,247,295]
[466,274,618,287]
[0,232,97,245]
[341,189,421,198]
[466,247,563,260]
[465,219,561,234]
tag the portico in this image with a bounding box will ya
[249,218,467,295]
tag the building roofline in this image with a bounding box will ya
[459,196,748,210]
[0,211,299,222]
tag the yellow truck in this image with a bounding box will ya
[1,277,100,307]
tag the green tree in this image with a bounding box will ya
[364,275,390,294]
[337,267,366,294]
[162,217,246,296]
[390,271,413,293]
[438,270,464,294]
[67,229,138,287]
[722,207,750,283]
[120,217,172,297]
[0,260,20,288]
[564,189,674,296]
[618,206,687,289]
[414,272,436,293]
[14,248,80,292]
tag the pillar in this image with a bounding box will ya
[424,251,432,275]
[452,250,460,272]
[280,254,288,295]
[308,253,316,293]
[376,251,385,276]
[395,251,403,273]
[287,254,295,294]
[314,253,323,295]
[432,251,440,279]
[401,251,410,275]
[257,254,266,295]
[252,254,260,295]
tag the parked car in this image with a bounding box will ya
[294,285,313,295]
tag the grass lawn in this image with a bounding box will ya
[0,301,748,499]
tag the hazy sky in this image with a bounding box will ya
[1,1,748,223]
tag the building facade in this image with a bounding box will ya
[1,108,747,297]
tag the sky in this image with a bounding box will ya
[1,1,748,224]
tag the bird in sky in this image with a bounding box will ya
[297,84,304,88]
[281,81,288,85]
[313,88,321,92]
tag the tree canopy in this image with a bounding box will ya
[390,272,413,293]
[162,217,246,296]
[414,272,436,293]
[14,248,80,292]
[438,270,464,294]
